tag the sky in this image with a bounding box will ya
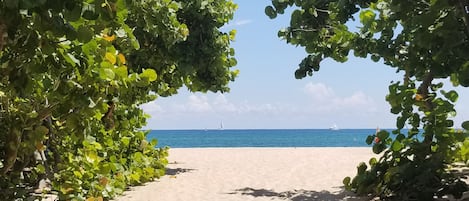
[141,1,469,130]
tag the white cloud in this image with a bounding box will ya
[144,93,292,117]
[186,95,212,112]
[140,101,164,113]
[303,82,376,113]
[213,94,238,112]
[303,82,335,102]
[141,83,384,129]
[144,83,375,119]
[234,19,252,26]
[341,91,374,107]
[222,19,253,28]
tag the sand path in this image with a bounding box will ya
[115,148,375,201]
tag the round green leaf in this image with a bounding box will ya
[357,162,367,174]
[33,125,49,137]
[343,176,351,186]
[115,66,128,78]
[366,135,375,145]
[99,68,115,80]
[77,26,94,43]
[443,90,459,103]
[372,143,386,154]
[36,164,46,174]
[377,130,390,140]
[391,140,403,151]
[82,9,99,20]
[141,69,157,82]
[63,4,82,22]
[369,157,377,166]
[265,6,277,19]
[462,121,469,130]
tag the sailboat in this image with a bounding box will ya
[219,121,224,130]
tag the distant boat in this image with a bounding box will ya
[219,121,224,130]
[330,124,339,130]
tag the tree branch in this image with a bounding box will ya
[457,0,469,37]
[417,71,435,145]
[417,71,434,110]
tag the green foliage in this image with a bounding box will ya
[268,0,469,200]
[454,137,469,163]
[0,0,237,200]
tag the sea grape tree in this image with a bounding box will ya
[0,0,237,200]
[267,0,469,199]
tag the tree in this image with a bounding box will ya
[266,0,469,200]
[0,0,237,200]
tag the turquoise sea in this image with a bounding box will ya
[147,129,383,148]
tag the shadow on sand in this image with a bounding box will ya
[228,187,369,201]
[165,168,196,176]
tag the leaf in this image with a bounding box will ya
[265,6,277,19]
[357,162,367,174]
[33,126,49,137]
[35,142,45,151]
[115,66,128,78]
[63,4,82,22]
[371,54,380,62]
[118,53,126,64]
[343,177,351,186]
[36,164,46,174]
[99,68,115,80]
[130,173,140,182]
[85,151,99,163]
[229,29,236,41]
[369,157,377,166]
[373,143,386,154]
[105,53,117,65]
[462,121,469,130]
[82,9,99,20]
[309,8,318,17]
[366,135,374,145]
[376,130,389,140]
[121,137,130,147]
[103,34,116,42]
[77,26,94,43]
[229,58,237,66]
[443,90,459,103]
[141,69,157,82]
[415,94,423,101]
[359,10,376,26]
[391,141,403,151]
[27,111,39,118]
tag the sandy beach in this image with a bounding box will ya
[115,148,376,201]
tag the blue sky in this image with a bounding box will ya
[141,1,469,129]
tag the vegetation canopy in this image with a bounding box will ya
[267,0,469,200]
[0,0,237,200]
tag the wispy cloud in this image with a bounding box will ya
[234,19,252,26]
[303,82,376,113]
[140,101,164,113]
[223,19,253,28]
[140,83,383,129]
[142,93,293,117]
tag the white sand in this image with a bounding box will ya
[114,148,376,201]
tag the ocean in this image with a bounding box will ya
[147,129,381,148]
